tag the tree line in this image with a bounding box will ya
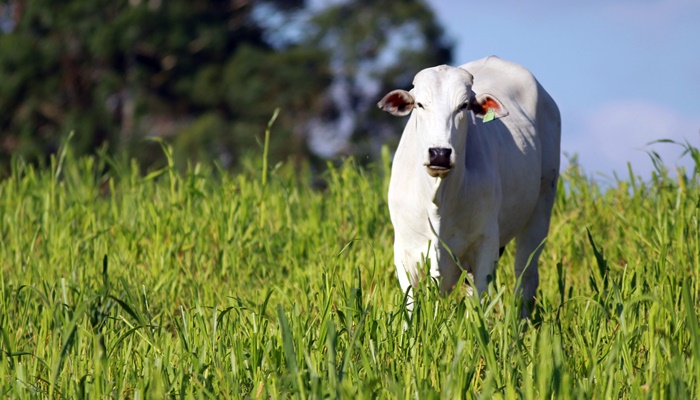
[0,0,452,171]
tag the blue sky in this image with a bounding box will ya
[427,0,700,180]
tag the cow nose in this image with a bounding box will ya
[428,147,452,168]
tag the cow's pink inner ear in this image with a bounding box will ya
[480,97,500,113]
[378,90,414,116]
[386,91,411,109]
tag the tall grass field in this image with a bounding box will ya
[1,135,700,398]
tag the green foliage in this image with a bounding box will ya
[0,0,329,169]
[0,0,453,172]
[1,137,700,397]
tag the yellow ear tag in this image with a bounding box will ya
[482,108,495,123]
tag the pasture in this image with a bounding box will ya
[1,140,699,398]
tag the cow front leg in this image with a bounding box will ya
[394,250,415,312]
[434,253,464,295]
[394,237,433,312]
[424,240,464,295]
[471,228,500,297]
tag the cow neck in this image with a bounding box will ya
[422,163,467,209]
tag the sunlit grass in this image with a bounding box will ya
[1,138,699,398]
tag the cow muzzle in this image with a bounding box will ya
[426,147,453,178]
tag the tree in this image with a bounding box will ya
[0,0,328,168]
[0,0,452,171]
[303,0,453,160]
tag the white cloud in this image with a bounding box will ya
[562,100,700,179]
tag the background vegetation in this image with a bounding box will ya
[0,134,699,398]
[0,0,452,172]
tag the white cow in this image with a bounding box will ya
[378,56,560,315]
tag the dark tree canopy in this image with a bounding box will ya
[0,0,452,170]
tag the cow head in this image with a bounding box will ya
[378,65,507,178]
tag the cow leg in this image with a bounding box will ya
[435,255,463,295]
[471,225,501,296]
[514,184,557,317]
[394,238,432,312]
[394,249,415,312]
[473,250,499,296]
[396,263,413,305]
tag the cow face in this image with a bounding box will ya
[378,65,507,178]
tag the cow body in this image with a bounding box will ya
[379,56,560,314]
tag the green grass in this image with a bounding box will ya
[1,138,700,399]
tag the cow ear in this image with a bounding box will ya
[378,89,415,117]
[471,94,509,119]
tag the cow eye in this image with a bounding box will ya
[415,102,424,109]
[457,102,469,111]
